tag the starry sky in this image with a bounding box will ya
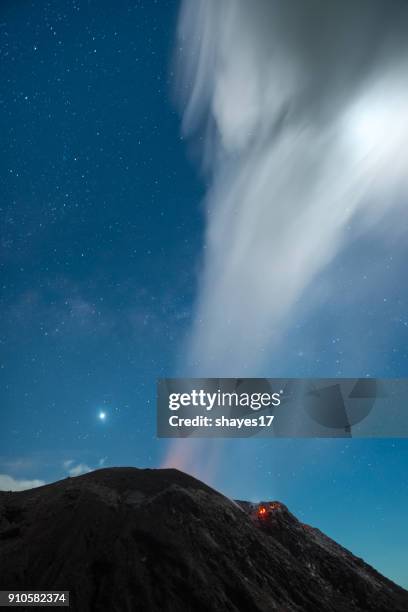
[1,0,407,589]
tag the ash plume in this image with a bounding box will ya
[175,0,408,375]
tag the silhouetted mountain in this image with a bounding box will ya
[0,467,406,611]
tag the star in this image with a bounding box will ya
[98,411,107,422]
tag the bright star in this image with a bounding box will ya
[98,411,107,421]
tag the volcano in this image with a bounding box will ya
[0,467,406,611]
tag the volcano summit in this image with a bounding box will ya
[0,467,406,611]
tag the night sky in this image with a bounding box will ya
[1,0,407,589]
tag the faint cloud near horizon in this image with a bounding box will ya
[0,474,45,491]
[0,457,109,491]
[62,457,107,477]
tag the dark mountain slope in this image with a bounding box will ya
[0,467,406,612]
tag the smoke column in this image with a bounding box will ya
[175,0,408,375]
[163,0,408,476]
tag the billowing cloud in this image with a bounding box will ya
[0,474,45,491]
[175,0,408,375]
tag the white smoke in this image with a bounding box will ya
[175,0,408,375]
